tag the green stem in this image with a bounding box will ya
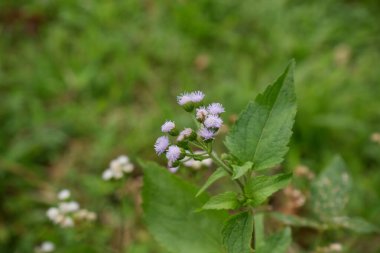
[254,213,265,250]
[208,151,245,192]
[118,179,127,253]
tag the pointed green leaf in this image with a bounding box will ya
[202,191,240,210]
[232,162,253,180]
[255,228,292,253]
[142,162,227,253]
[271,212,322,229]
[310,156,352,219]
[244,173,292,207]
[330,217,379,234]
[196,167,229,197]
[222,212,254,253]
[225,61,296,171]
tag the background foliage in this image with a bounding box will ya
[0,0,379,252]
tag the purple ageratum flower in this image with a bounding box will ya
[154,136,169,155]
[198,127,215,140]
[196,106,208,121]
[161,120,175,133]
[177,92,192,106]
[190,91,205,103]
[207,103,225,115]
[204,115,223,129]
[166,145,182,162]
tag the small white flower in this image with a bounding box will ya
[196,106,208,121]
[190,91,205,103]
[46,207,60,220]
[59,201,80,213]
[177,92,192,105]
[329,243,343,252]
[61,217,74,228]
[207,103,225,115]
[57,189,70,200]
[204,115,223,129]
[183,151,212,170]
[116,155,129,164]
[161,120,176,133]
[166,145,182,162]
[168,167,179,173]
[183,159,203,169]
[202,158,213,167]
[102,169,113,180]
[177,128,193,142]
[122,163,134,173]
[39,241,55,252]
[154,136,169,155]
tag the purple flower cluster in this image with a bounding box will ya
[154,90,225,172]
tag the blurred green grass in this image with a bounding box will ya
[0,0,380,252]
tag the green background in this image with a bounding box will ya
[0,0,379,252]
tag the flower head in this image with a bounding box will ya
[161,121,176,133]
[177,128,195,142]
[102,169,113,180]
[154,136,169,155]
[177,92,192,106]
[47,207,60,220]
[207,103,225,115]
[36,241,55,253]
[166,145,182,162]
[204,115,223,129]
[57,189,70,200]
[190,91,205,103]
[198,127,215,140]
[168,166,179,173]
[196,106,208,121]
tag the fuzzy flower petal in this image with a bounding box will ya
[177,93,192,105]
[161,121,176,133]
[190,91,205,103]
[154,136,169,155]
[166,145,182,162]
[207,103,225,115]
[198,127,215,140]
[196,106,208,120]
[204,115,223,129]
[57,189,70,200]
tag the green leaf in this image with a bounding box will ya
[196,167,228,197]
[202,191,240,210]
[244,173,292,207]
[222,212,254,253]
[225,60,296,171]
[255,228,292,253]
[310,156,352,219]
[330,217,379,234]
[271,212,322,229]
[142,161,227,253]
[232,162,253,180]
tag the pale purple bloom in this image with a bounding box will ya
[177,93,192,105]
[161,121,176,133]
[204,115,223,129]
[168,166,179,173]
[180,128,192,137]
[198,127,215,140]
[154,136,169,155]
[190,91,205,103]
[196,106,208,120]
[207,103,225,115]
[166,145,182,162]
